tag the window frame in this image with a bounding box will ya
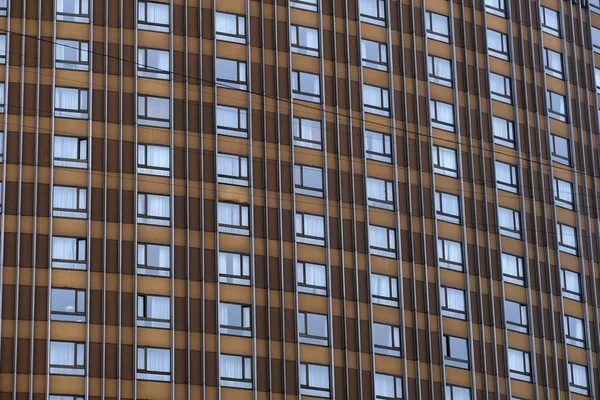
[568,362,589,395]
[297,261,327,296]
[215,12,246,44]
[501,252,525,286]
[435,191,461,224]
[564,315,585,348]
[137,346,171,381]
[371,273,399,307]
[366,176,395,210]
[492,116,515,148]
[216,105,248,138]
[440,286,466,320]
[498,206,521,239]
[137,47,170,80]
[553,177,574,210]
[137,193,171,226]
[505,300,528,334]
[425,11,450,43]
[138,1,170,32]
[374,373,403,399]
[294,164,324,197]
[220,354,253,389]
[292,70,321,103]
[137,294,171,329]
[52,186,88,219]
[217,153,249,187]
[489,72,512,104]
[138,94,170,128]
[546,90,567,122]
[291,24,320,57]
[216,58,248,90]
[557,223,578,255]
[432,145,458,178]
[485,0,506,17]
[52,237,87,270]
[540,6,560,37]
[487,29,510,60]
[368,224,397,258]
[49,341,86,376]
[372,322,402,357]
[446,385,471,400]
[53,135,88,169]
[543,47,563,79]
[361,38,388,71]
[560,268,582,301]
[293,116,322,149]
[363,84,390,116]
[137,243,171,277]
[442,335,469,370]
[365,129,392,163]
[137,143,170,177]
[430,99,455,132]
[290,0,318,12]
[55,87,88,119]
[218,202,250,235]
[359,0,386,26]
[219,251,251,286]
[298,311,329,346]
[427,54,452,87]
[550,134,571,166]
[219,302,252,337]
[508,348,532,382]
[495,160,519,193]
[50,287,86,322]
[57,0,90,23]
[299,363,331,398]
[56,39,89,70]
[437,238,463,271]
[296,212,326,246]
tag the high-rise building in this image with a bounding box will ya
[1,0,600,398]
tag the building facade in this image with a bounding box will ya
[0,0,600,398]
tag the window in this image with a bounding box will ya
[219,252,251,286]
[369,225,396,258]
[137,294,170,329]
[138,144,170,176]
[295,164,323,197]
[137,193,170,226]
[297,262,327,295]
[53,186,87,219]
[220,302,251,337]
[443,335,469,369]
[498,207,521,239]
[373,322,401,357]
[440,286,466,320]
[485,0,506,17]
[216,58,247,90]
[359,0,386,26]
[432,145,458,178]
[49,396,83,400]
[0,0,7,16]
[568,362,589,395]
[505,300,528,333]
[596,68,600,93]
[55,87,88,119]
[218,202,250,235]
[502,253,525,286]
[561,269,582,301]
[291,0,317,12]
[437,238,463,271]
[220,354,252,389]
[296,212,325,246]
[375,373,403,399]
[495,161,518,193]
[300,363,330,397]
[56,39,88,70]
[508,348,531,381]
[541,7,560,37]
[564,315,585,348]
[550,134,570,166]
[0,83,4,112]
[435,192,460,224]
[0,132,3,162]
[430,100,454,132]
[365,130,392,163]
[546,91,567,122]
[363,84,390,116]
[557,223,577,255]
[57,0,89,22]
[216,105,247,138]
[0,182,2,213]
[492,116,515,148]
[592,0,600,13]
[54,136,87,168]
[427,55,452,87]
[298,311,328,346]
[52,237,86,270]
[489,72,512,104]
[292,71,321,102]
[543,48,563,79]
[138,1,169,32]
[291,25,319,57]
[553,178,573,210]
[215,12,245,43]
[138,48,169,80]
[445,385,470,400]
[138,95,170,127]
[361,39,387,71]
[51,288,85,322]
[218,153,249,186]
[138,243,170,277]
[50,341,85,375]
[487,29,509,60]
[366,177,394,210]
[137,347,170,381]
[371,273,398,307]
[293,117,322,149]
[425,11,450,42]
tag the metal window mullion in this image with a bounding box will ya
[213,0,221,397]
[329,1,350,397]
[183,0,191,396]
[503,0,541,397]
[45,1,58,396]
[567,4,600,398]
[117,0,124,395]
[169,0,176,396]
[354,1,377,397]
[472,2,501,399]
[285,3,301,399]
[383,0,408,395]
[133,0,140,395]
[197,1,205,396]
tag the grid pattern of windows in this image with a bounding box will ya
[3,1,600,399]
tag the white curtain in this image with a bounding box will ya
[564,271,579,292]
[432,13,449,35]
[216,12,237,35]
[443,240,462,263]
[439,193,459,216]
[146,2,169,25]
[54,136,78,159]
[508,349,525,372]
[307,364,329,390]
[54,186,77,210]
[433,57,450,79]
[218,154,238,177]
[220,252,240,276]
[146,97,170,120]
[547,51,562,71]
[369,225,388,249]
[446,288,464,311]
[363,85,381,107]
[56,39,79,62]
[560,225,577,247]
[146,348,170,373]
[498,207,515,230]
[487,30,501,50]
[217,106,238,129]
[567,317,584,340]
[56,88,79,110]
[306,313,327,337]
[367,178,385,201]
[359,0,377,17]
[365,130,384,153]
[145,244,170,268]
[53,237,76,261]
[147,49,169,72]
[371,274,390,298]
[439,147,456,169]
[434,101,454,124]
[300,72,320,95]
[219,203,238,226]
[555,179,571,202]
[50,341,75,366]
[300,27,318,49]
[57,0,80,14]
[148,296,170,321]
[501,253,519,276]
[571,364,588,387]
[221,355,243,380]
[490,73,505,95]
[303,263,326,288]
[304,119,322,141]
[303,214,324,238]
[375,374,395,398]
[220,303,237,326]
[217,59,237,81]
[147,195,169,218]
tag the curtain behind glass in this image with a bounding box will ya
[56,88,78,110]
[53,237,76,260]
[50,341,74,366]
[54,137,78,159]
